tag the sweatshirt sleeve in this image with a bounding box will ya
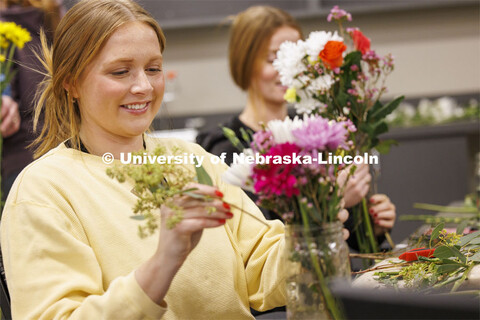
[1,201,166,320]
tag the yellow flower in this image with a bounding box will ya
[284,87,297,104]
[0,54,5,62]
[0,21,32,50]
[307,56,318,65]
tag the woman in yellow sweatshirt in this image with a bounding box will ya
[0,0,349,319]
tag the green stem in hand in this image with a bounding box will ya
[362,198,379,253]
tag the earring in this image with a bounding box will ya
[67,90,77,105]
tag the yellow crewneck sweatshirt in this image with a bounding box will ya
[1,136,286,319]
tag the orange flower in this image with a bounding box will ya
[351,29,371,55]
[319,41,347,69]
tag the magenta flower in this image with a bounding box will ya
[292,116,350,152]
[252,143,300,198]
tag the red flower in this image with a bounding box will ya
[351,29,371,55]
[319,41,347,69]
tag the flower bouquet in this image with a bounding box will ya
[0,21,31,206]
[223,115,356,319]
[273,5,404,255]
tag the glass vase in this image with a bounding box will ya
[285,221,350,320]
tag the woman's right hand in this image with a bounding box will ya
[135,183,233,305]
[337,163,371,208]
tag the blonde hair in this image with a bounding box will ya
[229,6,302,91]
[1,0,62,32]
[32,0,166,158]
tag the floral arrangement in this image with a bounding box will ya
[273,5,404,255]
[0,21,31,205]
[223,115,355,225]
[223,114,356,319]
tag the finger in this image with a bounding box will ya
[182,201,233,219]
[337,208,348,224]
[359,183,370,199]
[374,210,396,222]
[373,217,394,229]
[369,201,393,216]
[185,183,223,199]
[342,228,350,241]
[369,193,388,205]
[174,217,226,234]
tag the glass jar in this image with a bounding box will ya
[285,221,350,319]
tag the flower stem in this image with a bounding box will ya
[298,203,343,320]
[362,198,379,252]
[451,263,474,293]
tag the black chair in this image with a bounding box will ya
[0,250,11,320]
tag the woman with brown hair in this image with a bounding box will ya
[0,0,349,318]
[0,0,64,200]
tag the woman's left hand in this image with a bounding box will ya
[369,194,396,236]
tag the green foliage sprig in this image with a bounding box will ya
[107,146,203,237]
[373,225,480,293]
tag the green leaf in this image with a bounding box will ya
[336,91,349,107]
[372,121,389,136]
[193,161,213,186]
[470,251,480,262]
[359,123,374,136]
[369,96,405,122]
[367,100,383,119]
[431,222,445,242]
[130,215,146,220]
[434,245,466,264]
[456,220,469,235]
[468,238,480,245]
[374,139,398,154]
[440,259,462,265]
[436,264,462,274]
[458,230,480,247]
[342,51,362,68]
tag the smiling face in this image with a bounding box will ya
[251,26,301,107]
[72,21,164,143]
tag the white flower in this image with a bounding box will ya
[418,99,432,119]
[305,31,343,61]
[435,97,462,120]
[273,39,307,87]
[386,103,416,123]
[267,116,304,143]
[294,90,326,114]
[222,148,254,192]
[309,74,334,92]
